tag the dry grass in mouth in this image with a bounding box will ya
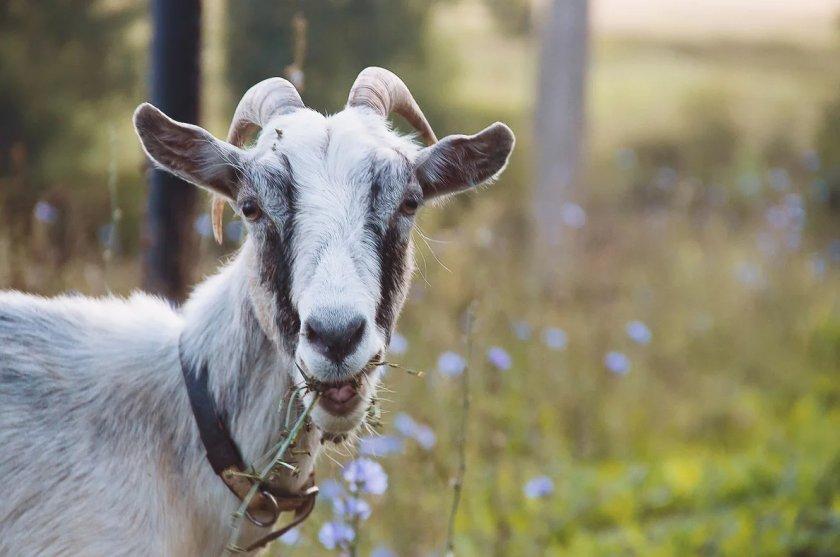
[293,356,424,395]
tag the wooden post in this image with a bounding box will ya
[142,0,202,302]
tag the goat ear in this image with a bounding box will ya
[415,122,515,200]
[133,103,242,200]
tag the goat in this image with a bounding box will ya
[0,67,514,556]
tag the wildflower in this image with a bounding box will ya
[625,321,652,345]
[560,202,586,229]
[33,201,58,224]
[437,351,466,377]
[524,476,554,499]
[333,496,372,521]
[279,527,300,546]
[194,213,213,238]
[767,167,791,191]
[319,479,345,502]
[511,320,532,340]
[734,261,764,288]
[388,332,408,356]
[604,351,630,375]
[802,149,820,172]
[343,458,388,495]
[393,413,436,450]
[318,521,354,550]
[487,346,512,371]
[225,220,243,242]
[810,254,826,279]
[542,327,567,351]
[359,435,405,457]
[371,546,398,557]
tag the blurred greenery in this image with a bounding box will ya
[1,1,838,555]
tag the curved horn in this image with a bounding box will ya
[347,67,437,145]
[213,78,304,243]
[227,77,304,147]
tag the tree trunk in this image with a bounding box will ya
[142,0,202,302]
[533,0,589,252]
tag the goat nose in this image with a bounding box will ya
[304,312,366,363]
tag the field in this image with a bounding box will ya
[2,1,839,555]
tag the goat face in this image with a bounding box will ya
[133,68,514,434]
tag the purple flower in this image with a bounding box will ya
[343,458,388,495]
[604,351,630,375]
[394,413,436,450]
[735,261,764,289]
[524,476,554,499]
[319,479,345,502]
[437,351,466,377]
[359,435,405,457]
[560,202,587,229]
[225,220,243,242]
[768,167,791,191]
[388,332,408,355]
[543,327,567,351]
[33,201,58,224]
[279,527,300,546]
[371,546,398,557]
[625,321,652,345]
[511,320,532,340]
[318,521,354,550]
[333,496,372,521]
[194,213,213,238]
[487,346,512,370]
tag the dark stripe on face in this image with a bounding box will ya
[259,160,300,354]
[368,159,413,336]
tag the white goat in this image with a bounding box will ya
[0,68,514,556]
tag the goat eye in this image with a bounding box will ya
[400,198,419,216]
[241,200,262,221]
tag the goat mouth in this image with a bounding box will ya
[296,354,381,416]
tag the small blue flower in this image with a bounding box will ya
[194,213,213,238]
[359,435,405,457]
[333,496,372,521]
[487,346,512,371]
[343,458,388,495]
[279,527,300,545]
[371,546,398,557]
[389,332,408,355]
[437,351,466,377]
[33,201,58,224]
[511,320,532,341]
[768,167,791,191]
[524,476,554,499]
[560,202,587,229]
[318,521,354,550]
[604,351,630,375]
[393,413,437,450]
[543,327,567,351]
[625,321,652,345]
[225,220,243,242]
[810,254,826,279]
[734,261,764,288]
[319,479,345,502]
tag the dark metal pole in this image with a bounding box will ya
[143,0,202,302]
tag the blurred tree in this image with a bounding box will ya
[532,0,589,258]
[225,0,438,115]
[142,0,202,302]
[0,0,139,238]
[482,0,532,37]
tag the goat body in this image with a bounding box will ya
[0,246,319,555]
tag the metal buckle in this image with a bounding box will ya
[245,489,280,528]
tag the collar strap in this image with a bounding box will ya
[178,345,318,551]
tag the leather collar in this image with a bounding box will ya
[178,343,318,552]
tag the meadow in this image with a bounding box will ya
[1,1,838,555]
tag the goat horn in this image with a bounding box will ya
[211,78,304,244]
[347,67,437,146]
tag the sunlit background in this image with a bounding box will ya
[1,0,839,555]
